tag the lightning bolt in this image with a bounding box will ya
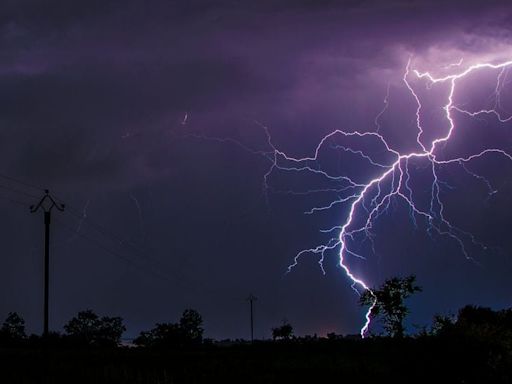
[188,56,512,337]
[290,57,512,337]
[182,112,189,125]
[374,81,390,132]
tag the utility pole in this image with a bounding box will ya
[247,293,257,343]
[30,190,64,337]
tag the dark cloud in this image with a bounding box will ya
[0,0,511,339]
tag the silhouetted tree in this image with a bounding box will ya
[360,275,421,337]
[458,305,507,328]
[0,312,26,342]
[133,329,154,347]
[134,309,204,348]
[431,305,512,373]
[180,309,204,344]
[272,321,293,340]
[431,313,455,336]
[96,315,126,346]
[326,332,343,341]
[436,305,512,342]
[64,309,125,346]
[64,310,98,342]
[134,323,185,348]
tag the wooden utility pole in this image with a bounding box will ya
[247,293,257,343]
[30,190,64,337]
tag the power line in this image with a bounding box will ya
[52,193,206,285]
[56,199,251,303]
[0,172,44,205]
[54,216,175,283]
[0,182,40,199]
[0,172,45,192]
[0,171,239,302]
[62,207,181,283]
[63,203,218,290]
[64,207,149,258]
[2,176,199,279]
[0,191,33,207]
[0,175,149,262]
[0,174,159,270]
[53,215,223,299]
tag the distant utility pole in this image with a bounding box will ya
[30,190,64,337]
[247,293,257,343]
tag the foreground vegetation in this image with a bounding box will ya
[2,277,511,383]
[0,330,510,383]
[1,304,512,383]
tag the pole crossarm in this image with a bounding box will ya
[30,189,65,214]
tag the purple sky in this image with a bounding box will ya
[1,0,512,339]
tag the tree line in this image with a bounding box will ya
[0,308,206,348]
[1,275,511,348]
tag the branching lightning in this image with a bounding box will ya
[189,57,512,337]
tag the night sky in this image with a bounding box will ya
[1,0,512,340]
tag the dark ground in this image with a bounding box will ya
[1,337,510,384]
